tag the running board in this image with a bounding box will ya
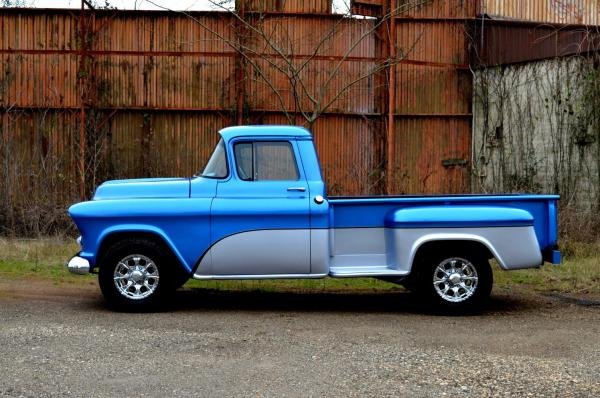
[192,273,328,280]
[329,266,409,278]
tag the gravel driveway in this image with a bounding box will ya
[0,281,599,397]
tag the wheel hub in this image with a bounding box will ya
[449,273,461,285]
[432,257,479,303]
[113,254,160,300]
[130,269,145,283]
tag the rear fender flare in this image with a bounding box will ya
[408,233,504,271]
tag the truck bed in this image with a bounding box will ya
[326,194,559,275]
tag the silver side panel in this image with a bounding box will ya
[330,228,388,269]
[195,229,310,276]
[332,228,385,255]
[310,229,330,274]
[387,226,543,271]
[331,226,542,273]
[195,226,542,280]
[330,254,387,268]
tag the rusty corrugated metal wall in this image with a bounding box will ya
[481,0,599,24]
[0,2,479,233]
[238,0,332,13]
[472,20,600,67]
[390,0,475,193]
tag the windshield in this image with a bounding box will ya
[200,139,228,178]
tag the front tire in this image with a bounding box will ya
[98,238,176,311]
[415,251,493,313]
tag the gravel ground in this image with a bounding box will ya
[0,281,599,397]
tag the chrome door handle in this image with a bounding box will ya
[287,187,306,192]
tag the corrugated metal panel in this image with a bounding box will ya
[392,117,470,194]
[311,116,383,195]
[149,113,227,176]
[244,16,378,114]
[397,0,478,19]
[105,112,145,178]
[390,11,472,194]
[251,17,376,58]
[0,110,79,206]
[481,0,599,25]
[351,0,382,17]
[246,57,378,114]
[472,20,600,66]
[396,20,469,65]
[93,14,235,53]
[95,55,236,109]
[395,65,471,114]
[239,0,332,14]
[0,10,77,50]
[0,11,79,108]
[76,112,228,180]
[352,0,478,18]
[0,53,79,108]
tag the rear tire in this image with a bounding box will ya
[414,251,493,313]
[98,238,178,311]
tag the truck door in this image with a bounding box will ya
[209,139,311,275]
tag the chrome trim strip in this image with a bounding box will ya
[329,266,409,278]
[192,273,327,280]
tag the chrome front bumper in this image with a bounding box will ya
[67,255,90,275]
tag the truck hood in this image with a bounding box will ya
[93,178,190,200]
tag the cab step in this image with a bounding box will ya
[329,266,409,278]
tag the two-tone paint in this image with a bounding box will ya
[68,125,561,282]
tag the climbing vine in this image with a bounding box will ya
[472,54,600,240]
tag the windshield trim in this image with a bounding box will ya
[198,139,229,179]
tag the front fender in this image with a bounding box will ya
[92,224,192,272]
[69,198,212,272]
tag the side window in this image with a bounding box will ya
[234,142,253,181]
[233,141,299,181]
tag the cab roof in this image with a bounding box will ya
[218,125,312,142]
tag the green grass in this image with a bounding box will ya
[1,238,599,295]
[0,238,96,284]
[494,256,600,295]
[183,277,401,293]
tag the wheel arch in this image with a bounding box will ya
[96,226,191,275]
[409,234,502,272]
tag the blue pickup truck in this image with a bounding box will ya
[67,126,561,312]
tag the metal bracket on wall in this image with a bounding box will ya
[442,158,468,168]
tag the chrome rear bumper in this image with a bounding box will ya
[67,255,90,275]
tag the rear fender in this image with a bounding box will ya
[384,206,543,271]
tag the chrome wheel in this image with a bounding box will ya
[113,254,160,300]
[433,257,478,303]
